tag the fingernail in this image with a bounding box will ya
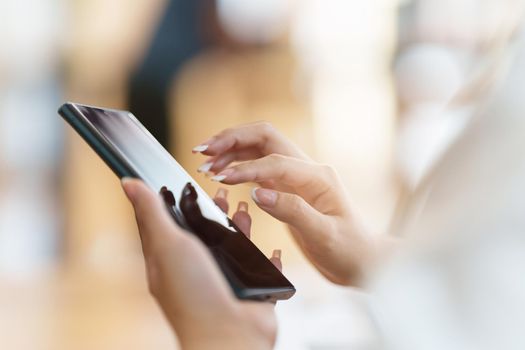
[216,187,228,199]
[211,175,226,182]
[272,249,282,259]
[237,201,248,212]
[192,144,209,153]
[211,168,234,182]
[198,162,214,173]
[251,188,277,207]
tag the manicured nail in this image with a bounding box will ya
[198,162,214,173]
[211,168,234,182]
[251,188,277,207]
[215,187,228,199]
[192,144,209,153]
[272,249,282,259]
[211,175,226,182]
[237,201,248,212]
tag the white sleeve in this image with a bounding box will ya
[370,230,525,350]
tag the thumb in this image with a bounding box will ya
[121,178,181,254]
[122,179,237,324]
[251,187,327,243]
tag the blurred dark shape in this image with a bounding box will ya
[160,186,176,206]
[160,185,188,229]
[179,182,231,246]
[128,0,222,147]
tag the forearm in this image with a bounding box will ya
[335,228,401,287]
[171,307,275,350]
[182,337,271,350]
[178,326,272,350]
[359,234,401,282]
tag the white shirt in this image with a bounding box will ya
[369,29,525,350]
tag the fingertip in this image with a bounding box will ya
[121,176,137,188]
[197,162,214,173]
[121,179,160,213]
[237,201,248,213]
[251,188,277,207]
[192,144,209,153]
[192,137,217,154]
[210,168,235,183]
[215,187,228,200]
[270,249,283,271]
[121,177,140,202]
[251,187,259,202]
[232,210,251,238]
[210,175,227,182]
[214,188,230,213]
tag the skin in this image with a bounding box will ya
[195,122,393,285]
[122,179,280,350]
[122,121,396,348]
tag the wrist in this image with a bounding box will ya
[329,216,377,286]
[182,337,269,350]
[176,310,274,350]
[180,327,272,350]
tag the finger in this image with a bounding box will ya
[193,122,308,160]
[206,159,279,190]
[201,147,262,174]
[270,249,282,272]
[232,201,251,238]
[213,187,229,214]
[251,187,329,246]
[193,123,275,156]
[211,154,330,196]
[121,178,182,256]
[122,179,237,322]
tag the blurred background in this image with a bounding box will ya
[0,0,520,348]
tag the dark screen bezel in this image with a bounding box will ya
[58,102,296,301]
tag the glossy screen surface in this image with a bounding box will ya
[74,104,292,291]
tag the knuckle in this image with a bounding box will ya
[266,154,288,175]
[320,163,336,174]
[257,121,276,135]
[319,163,337,179]
[288,195,307,220]
[218,127,234,138]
